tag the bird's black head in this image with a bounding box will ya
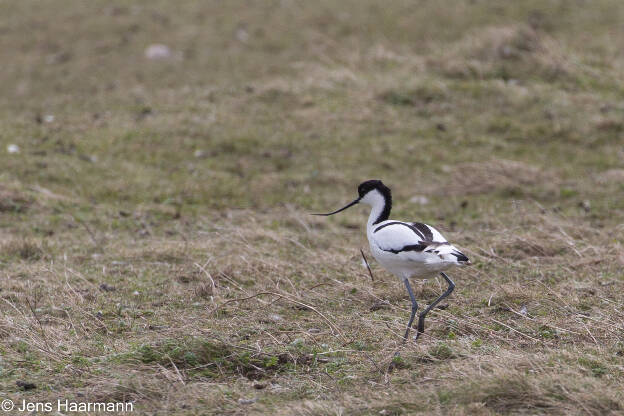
[312,179,392,223]
[358,180,391,199]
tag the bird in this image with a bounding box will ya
[313,180,471,342]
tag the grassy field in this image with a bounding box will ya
[1,1,624,414]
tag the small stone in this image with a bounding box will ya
[519,305,528,316]
[238,398,257,405]
[79,154,98,163]
[235,28,249,43]
[409,195,429,205]
[308,328,321,334]
[269,314,283,322]
[290,338,305,346]
[145,44,172,60]
[43,114,55,123]
[7,144,19,154]
[193,149,207,158]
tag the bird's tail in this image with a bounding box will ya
[436,244,471,266]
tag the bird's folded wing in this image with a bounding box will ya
[372,221,448,254]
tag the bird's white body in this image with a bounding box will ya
[361,189,469,281]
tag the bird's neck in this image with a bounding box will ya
[366,192,392,228]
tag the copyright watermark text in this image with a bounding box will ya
[1,399,133,413]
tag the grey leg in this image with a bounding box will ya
[402,279,419,342]
[416,272,455,338]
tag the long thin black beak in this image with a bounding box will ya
[312,198,360,216]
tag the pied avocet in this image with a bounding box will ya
[314,180,470,342]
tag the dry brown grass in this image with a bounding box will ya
[6,202,623,414]
[433,24,573,81]
[0,184,32,214]
[440,159,555,196]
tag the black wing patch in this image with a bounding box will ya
[411,222,433,241]
[374,221,437,241]
[381,243,428,254]
[374,221,427,240]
